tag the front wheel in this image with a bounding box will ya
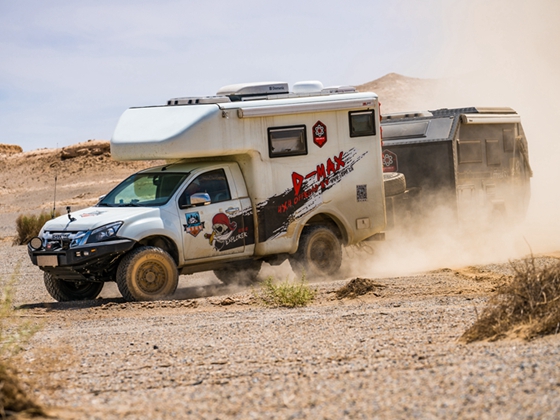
[44,272,104,302]
[292,226,342,278]
[116,246,178,301]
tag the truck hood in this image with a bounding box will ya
[41,206,160,232]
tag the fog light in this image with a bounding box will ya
[29,237,43,250]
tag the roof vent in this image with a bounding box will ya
[292,80,324,94]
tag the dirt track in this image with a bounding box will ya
[3,242,559,419]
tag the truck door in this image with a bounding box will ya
[178,168,248,260]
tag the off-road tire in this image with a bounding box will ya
[214,260,262,286]
[383,172,406,197]
[292,226,342,278]
[44,272,104,302]
[116,246,178,302]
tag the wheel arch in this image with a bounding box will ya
[297,212,349,248]
[136,235,180,265]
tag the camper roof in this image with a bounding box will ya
[166,81,359,106]
[381,106,520,145]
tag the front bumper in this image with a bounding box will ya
[28,238,136,280]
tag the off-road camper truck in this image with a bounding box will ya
[28,81,395,302]
[380,107,531,225]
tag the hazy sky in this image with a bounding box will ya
[1,0,559,154]
[1,0,460,151]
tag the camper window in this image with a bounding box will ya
[268,125,307,158]
[349,110,376,137]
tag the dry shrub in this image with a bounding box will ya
[13,211,58,246]
[461,258,560,343]
[336,278,386,299]
[0,364,44,418]
[0,265,44,417]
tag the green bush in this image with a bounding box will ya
[254,273,316,308]
[13,211,57,246]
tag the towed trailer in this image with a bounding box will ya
[380,107,532,225]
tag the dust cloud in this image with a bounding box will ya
[346,0,560,277]
[431,0,560,254]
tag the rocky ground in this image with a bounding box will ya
[2,241,560,419]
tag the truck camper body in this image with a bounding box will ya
[29,81,392,302]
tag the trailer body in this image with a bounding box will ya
[381,107,531,223]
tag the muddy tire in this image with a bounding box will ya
[292,226,342,278]
[214,260,262,286]
[44,272,104,302]
[116,246,178,302]
[383,172,406,197]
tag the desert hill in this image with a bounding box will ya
[0,140,163,239]
[355,72,439,113]
[0,73,430,240]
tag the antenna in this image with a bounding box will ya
[52,143,58,219]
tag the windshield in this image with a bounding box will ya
[98,172,188,207]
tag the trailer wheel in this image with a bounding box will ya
[292,226,342,278]
[214,260,262,286]
[383,172,406,197]
[116,246,178,302]
[44,272,104,302]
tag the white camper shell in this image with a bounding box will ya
[28,81,388,302]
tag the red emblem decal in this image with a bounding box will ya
[313,121,327,148]
[382,150,398,172]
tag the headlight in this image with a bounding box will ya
[88,221,123,243]
[72,222,123,246]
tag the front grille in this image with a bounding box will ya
[42,231,83,251]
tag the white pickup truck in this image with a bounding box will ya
[28,81,401,301]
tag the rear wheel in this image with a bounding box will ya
[44,272,104,302]
[214,261,262,286]
[116,246,178,301]
[292,226,342,278]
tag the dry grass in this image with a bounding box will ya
[461,257,560,343]
[254,274,316,308]
[336,278,386,299]
[0,265,44,417]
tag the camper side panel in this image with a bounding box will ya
[245,107,385,255]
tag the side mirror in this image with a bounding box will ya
[191,192,211,205]
[187,192,211,208]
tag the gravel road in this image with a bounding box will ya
[2,241,560,419]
